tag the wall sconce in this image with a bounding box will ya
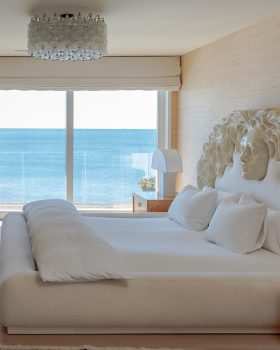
[151,149,183,197]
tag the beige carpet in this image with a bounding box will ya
[0,346,186,350]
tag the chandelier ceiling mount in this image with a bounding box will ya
[28,11,107,61]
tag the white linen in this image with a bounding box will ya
[231,194,280,255]
[263,208,280,255]
[216,153,280,210]
[2,213,280,334]
[168,185,217,230]
[203,186,242,204]
[0,213,35,285]
[23,199,131,282]
[205,196,266,254]
[84,216,280,272]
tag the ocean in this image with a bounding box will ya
[0,128,156,205]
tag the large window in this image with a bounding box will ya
[0,91,66,209]
[74,91,157,210]
[0,90,159,211]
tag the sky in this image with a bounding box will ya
[0,90,157,129]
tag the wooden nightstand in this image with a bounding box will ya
[132,192,174,213]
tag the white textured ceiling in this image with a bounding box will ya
[1,0,280,56]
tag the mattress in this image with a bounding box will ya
[85,216,280,273]
[1,213,280,334]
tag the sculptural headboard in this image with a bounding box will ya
[197,109,280,209]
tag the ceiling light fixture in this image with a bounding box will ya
[28,12,107,61]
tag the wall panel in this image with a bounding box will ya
[176,13,280,189]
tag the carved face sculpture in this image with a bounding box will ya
[215,140,235,177]
[240,128,269,180]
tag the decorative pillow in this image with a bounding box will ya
[238,194,280,255]
[168,185,217,231]
[263,208,280,255]
[238,194,258,206]
[205,195,267,254]
[203,186,242,205]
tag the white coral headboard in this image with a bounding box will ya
[197,109,280,209]
[216,154,280,209]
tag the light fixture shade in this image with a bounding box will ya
[151,149,183,173]
[28,13,107,61]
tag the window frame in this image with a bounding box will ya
[0,90,170,217]
[65,90,170,206]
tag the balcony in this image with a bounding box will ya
[0,150,155,213]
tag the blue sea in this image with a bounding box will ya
[0,129,156,205]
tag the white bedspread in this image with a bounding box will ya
[2,214,280,333]
[85,216,280,273]
[22,200,131,282]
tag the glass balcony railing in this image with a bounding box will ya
[0,151,65,203]
[0,151,155,211]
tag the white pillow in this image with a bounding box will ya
[262,208,280,255]
[23,199,132,282]
[168,185,217,231]
[203,186,242,205]
[238,194,258,206]
[205,195,267,254]
[239,195,280,255]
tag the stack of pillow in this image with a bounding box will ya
[168,185,280,255]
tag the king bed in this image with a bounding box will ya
[1,109,280,335]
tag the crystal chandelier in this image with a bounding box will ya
[28,12,107,61]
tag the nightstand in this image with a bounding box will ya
[132,191,174,213]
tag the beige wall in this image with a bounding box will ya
[175,13,280,189]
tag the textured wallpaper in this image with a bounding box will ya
[175,13,280,189]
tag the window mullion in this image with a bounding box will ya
[66,91,74,202]
[156,91,171,196]
[157,91,170,149]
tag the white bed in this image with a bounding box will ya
[86,216,280,274]
[1,212,280,334]
[1,109,280,334]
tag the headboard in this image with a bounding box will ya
[197,109,280,209]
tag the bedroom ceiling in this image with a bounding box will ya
[1,0,280,57]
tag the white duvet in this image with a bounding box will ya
[85,216,280,273]
[7,198,280,283]
[23,200,131,282]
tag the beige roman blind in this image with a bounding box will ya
[0,56,181,91]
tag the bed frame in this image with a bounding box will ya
[1,109,280,334]
[2,215,280,335]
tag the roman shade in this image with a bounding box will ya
[0,56,181,91]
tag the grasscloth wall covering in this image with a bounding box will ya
[175,13,280,189]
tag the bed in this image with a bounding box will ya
[1,109,280,334]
